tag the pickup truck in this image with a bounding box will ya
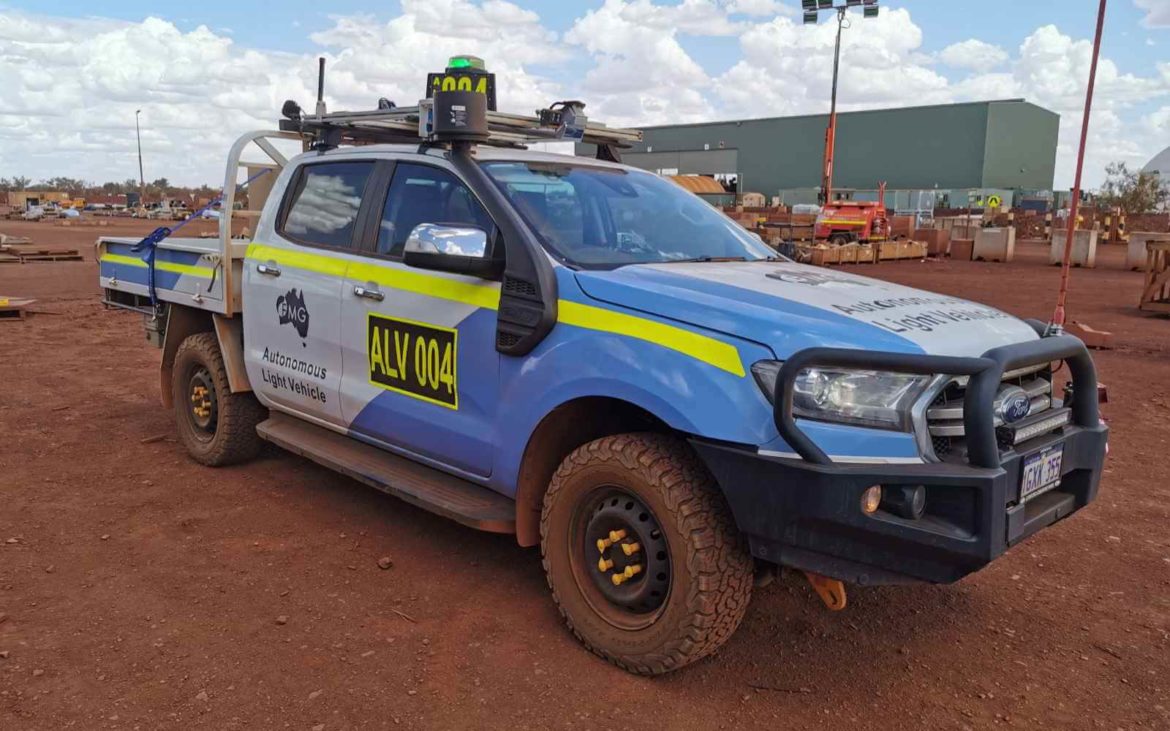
[98,65,1107,676]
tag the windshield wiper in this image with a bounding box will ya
[660,256,749,264]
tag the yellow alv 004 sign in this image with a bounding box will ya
[367,313,458,410]
[426,71,497,111]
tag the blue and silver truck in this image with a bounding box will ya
[98,58,1108,675]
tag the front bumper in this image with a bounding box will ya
[692,329,1109,585]
[694,422,1106,585]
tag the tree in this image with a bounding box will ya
[1098,161,1168,215]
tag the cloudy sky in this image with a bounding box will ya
[1,0,1168,189]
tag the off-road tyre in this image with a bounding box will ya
[540,433,753,675]
[172,332,265,467]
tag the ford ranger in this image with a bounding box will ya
[97,58,1107,675]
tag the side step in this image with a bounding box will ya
[256,413,515,534]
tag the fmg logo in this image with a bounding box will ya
[276,288,310,339]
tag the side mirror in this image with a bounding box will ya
[402,223,502,279]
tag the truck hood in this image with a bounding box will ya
[574,261,1038,359]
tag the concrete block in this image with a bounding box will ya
[950,238,974,261]
[973,227,1016,262]
[1050,229,1098,268]
[1126,232,1170,271]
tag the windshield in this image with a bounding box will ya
[481,161,776,268]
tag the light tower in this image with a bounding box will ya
[802,0,879,205]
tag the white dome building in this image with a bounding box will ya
[1143,146,1170,176]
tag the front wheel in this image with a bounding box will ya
[540,434,753,675]
[172,332,266,466]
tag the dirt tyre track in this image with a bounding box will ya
[172,332,266,466]
[540,433,753,675]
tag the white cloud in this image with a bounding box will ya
[0,2,1168,191]
[1135,0,1170,28]
[563,0,716,124]
[939,39,1009,70]
[716,9,952,118]
[727,0,790,16]
[0,2,563,186]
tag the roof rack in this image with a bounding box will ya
[279,104,642,151]
[278,56,641,154]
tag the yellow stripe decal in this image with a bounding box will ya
[558,300,745,377]
[100,253,214,279]
[244,243,743,377]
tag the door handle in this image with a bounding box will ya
[353,286,384,302]
[256,262,281,277]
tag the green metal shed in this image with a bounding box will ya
[579,99,1058,202]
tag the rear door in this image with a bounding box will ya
[338,160,502,477]
[243,159,378,427]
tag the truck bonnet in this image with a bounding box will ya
[574,261,1039,360]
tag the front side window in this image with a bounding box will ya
[281,161,374,249]
[378,164,494,257]
[481,161,774,268]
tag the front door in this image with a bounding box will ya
[339,161,501,478]
[243,159,378,428]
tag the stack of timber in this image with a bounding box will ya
[1139,239,1170,313]
[0,247,84,263]
[0,296,35,321]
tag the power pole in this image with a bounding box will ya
[135,109,146,210]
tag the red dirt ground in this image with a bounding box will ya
[1,219,1167,730]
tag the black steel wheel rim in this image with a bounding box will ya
[570,486,672,630]
[186,366,218,439]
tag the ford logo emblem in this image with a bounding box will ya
[1002,393,1032,424]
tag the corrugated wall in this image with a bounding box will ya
[982,101,1060,190]
[592,100,1058,197]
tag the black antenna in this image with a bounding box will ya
[315,57,326,117]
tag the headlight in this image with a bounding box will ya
[751,361,930,431]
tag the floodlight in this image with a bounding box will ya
[817,0,834,8]
[863,6,879,17]
[803,11,818,24]
[862,0,877,5]
[802,0,817,9]
[846,0,862,6]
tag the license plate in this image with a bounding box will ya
[1021,445,1064,502]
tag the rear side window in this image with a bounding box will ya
[377,164,494,257]
[281,162,374,249]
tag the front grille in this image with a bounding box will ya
[925,363,1062,460]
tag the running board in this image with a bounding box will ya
[256,413,515,534]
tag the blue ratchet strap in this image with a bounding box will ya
[129,168,272,308]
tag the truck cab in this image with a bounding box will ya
[97,59,1108,676]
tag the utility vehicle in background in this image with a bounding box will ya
[98,57,1108,675]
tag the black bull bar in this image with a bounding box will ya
[772,324,1100,468]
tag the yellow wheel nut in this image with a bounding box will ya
[623,564,642,579]
[596,537,612,553]
[598,557,613,572]
[621,541,641,557]
[608,529,627,543]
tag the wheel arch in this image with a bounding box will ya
[160,307,250,409]
[514,396,675,547]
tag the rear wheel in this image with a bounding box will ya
[829,233,851,246]
[172,332,265,466]
[540,434,753,675]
